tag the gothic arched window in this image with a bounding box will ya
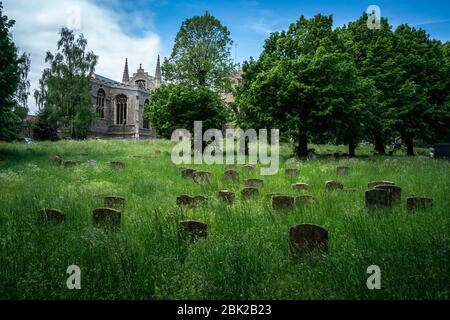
[143,99,150,129]
[96,89,105,119]
[116,94,127,125]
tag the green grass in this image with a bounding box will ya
[0,139,449,299]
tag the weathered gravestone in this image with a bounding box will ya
[177,195,194,207]
[224,169,239,182]
[225,164,236,171]
[336,166,349,176]
[39,208,65,224]
[192,171,212,183]
[272,195,295,211]
[292,183,309,191]
[325,180,343,191]
[241,187,259,199]
[104,196,125,210]
[218,190,235,204]
[406,197,433,211]
[242,164,256,172]
[245,178,264,188]
[285,168,299,176]
[374,184,401,205]
[289,224,328,261]
[368,181,395,189]
[180,220,207,240]
[181,168,196,179]
[63,160,81,168]
[193,195,208,205]
[92,208,121,226]
[49,155,62,166]
[365,189,391,210]
[295,195,316,206]
[110,161,126,169]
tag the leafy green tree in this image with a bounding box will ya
[144,84,229,139]
[0,2,30,141]
[34,28,97,139]
[162,12,234,92]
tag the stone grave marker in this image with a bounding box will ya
[49,155,62,166]
[39,208,65,224]
[289,224,328,260]
[272,195,295,211]
[325,180,343,191]
[292,183,309,191]
[244,178,263,188]
[177,195,194,207]
[406,197,433,211]
[192,171,212,183]
[92,208,121,226]
[374,184,401,205]
[181,168,196,179]
[241,187,259,199]
[110,161,126,169]
[242,164,255,172]
[180,220,207,240]
[365,189,392,210]
[87,160,97,167]
[218,190,235,204]
[224,169,239,182]
[104,196,125,210]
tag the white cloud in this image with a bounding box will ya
[3,0,162,114]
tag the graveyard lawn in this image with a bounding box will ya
[0,140,449,300]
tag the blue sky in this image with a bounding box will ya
[4,0,450,113]
[95,0,450,64]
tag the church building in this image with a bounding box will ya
[89,56,162,139]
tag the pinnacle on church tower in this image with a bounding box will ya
[122,58,130,83]
[155,55,161,83]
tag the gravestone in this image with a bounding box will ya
[180,220,207,240]
[292,183,309,191]
[285,168,299,176]
[63,160,81,168]
[110,161,125,169]
[244,178,264,188]
[242,164,255,171]
[49,155,62,166]
[295,195,316,205]
[368,181,395,189]
[289,224,328,260]
[365,189,391,210]
[374,184,401,205]
[325,180,343,191]
[177,195,194,207]
[104,196,125,209]
[92,208,121,226]
[224,169,239,182]
[87,160,97,167]
[181,168,196,179]
[218,190,235,204]
[241,187,259,198]
[336,166,349,175]
[192,171,212,183]
[225,164,236,171]
[272,195,295,211]
[406,197,433,211]
[193,195,208,206]
[39,208,65,224]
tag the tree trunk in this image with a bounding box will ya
[404,135,414,156]
[296,132,308,158]
[348,139,356,158]
[374,133,385,155]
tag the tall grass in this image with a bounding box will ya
[0,140,448,299]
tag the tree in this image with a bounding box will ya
[144,84,229,139]
[0,2,29,141]
[34,28,97,139]
[162,12,234,92]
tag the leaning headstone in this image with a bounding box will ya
[92,208,121,226]
[285,168,299,176]
[336,166,349,176]
[104,196,125,209]
[325,180,343,191]
[49,155,62,166]
[63,160,81,168]
[241,187,259,198]
[365,189,391,210]
[39,208,65,224]
[181,168,196,179]
[244,178,264,188]
[192,171,212,183]
[179,220,207,240]
[272,195,295,211]
[374,184,401,205]
[368,181,395,189]
[406,197,433,211]
[218,190,235,204]
[292,183,309,191]
[177,195,194,207]
[110,161,125,169]
[289,224,328,261]
[224,169,239,182]
[295,195,316,206]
